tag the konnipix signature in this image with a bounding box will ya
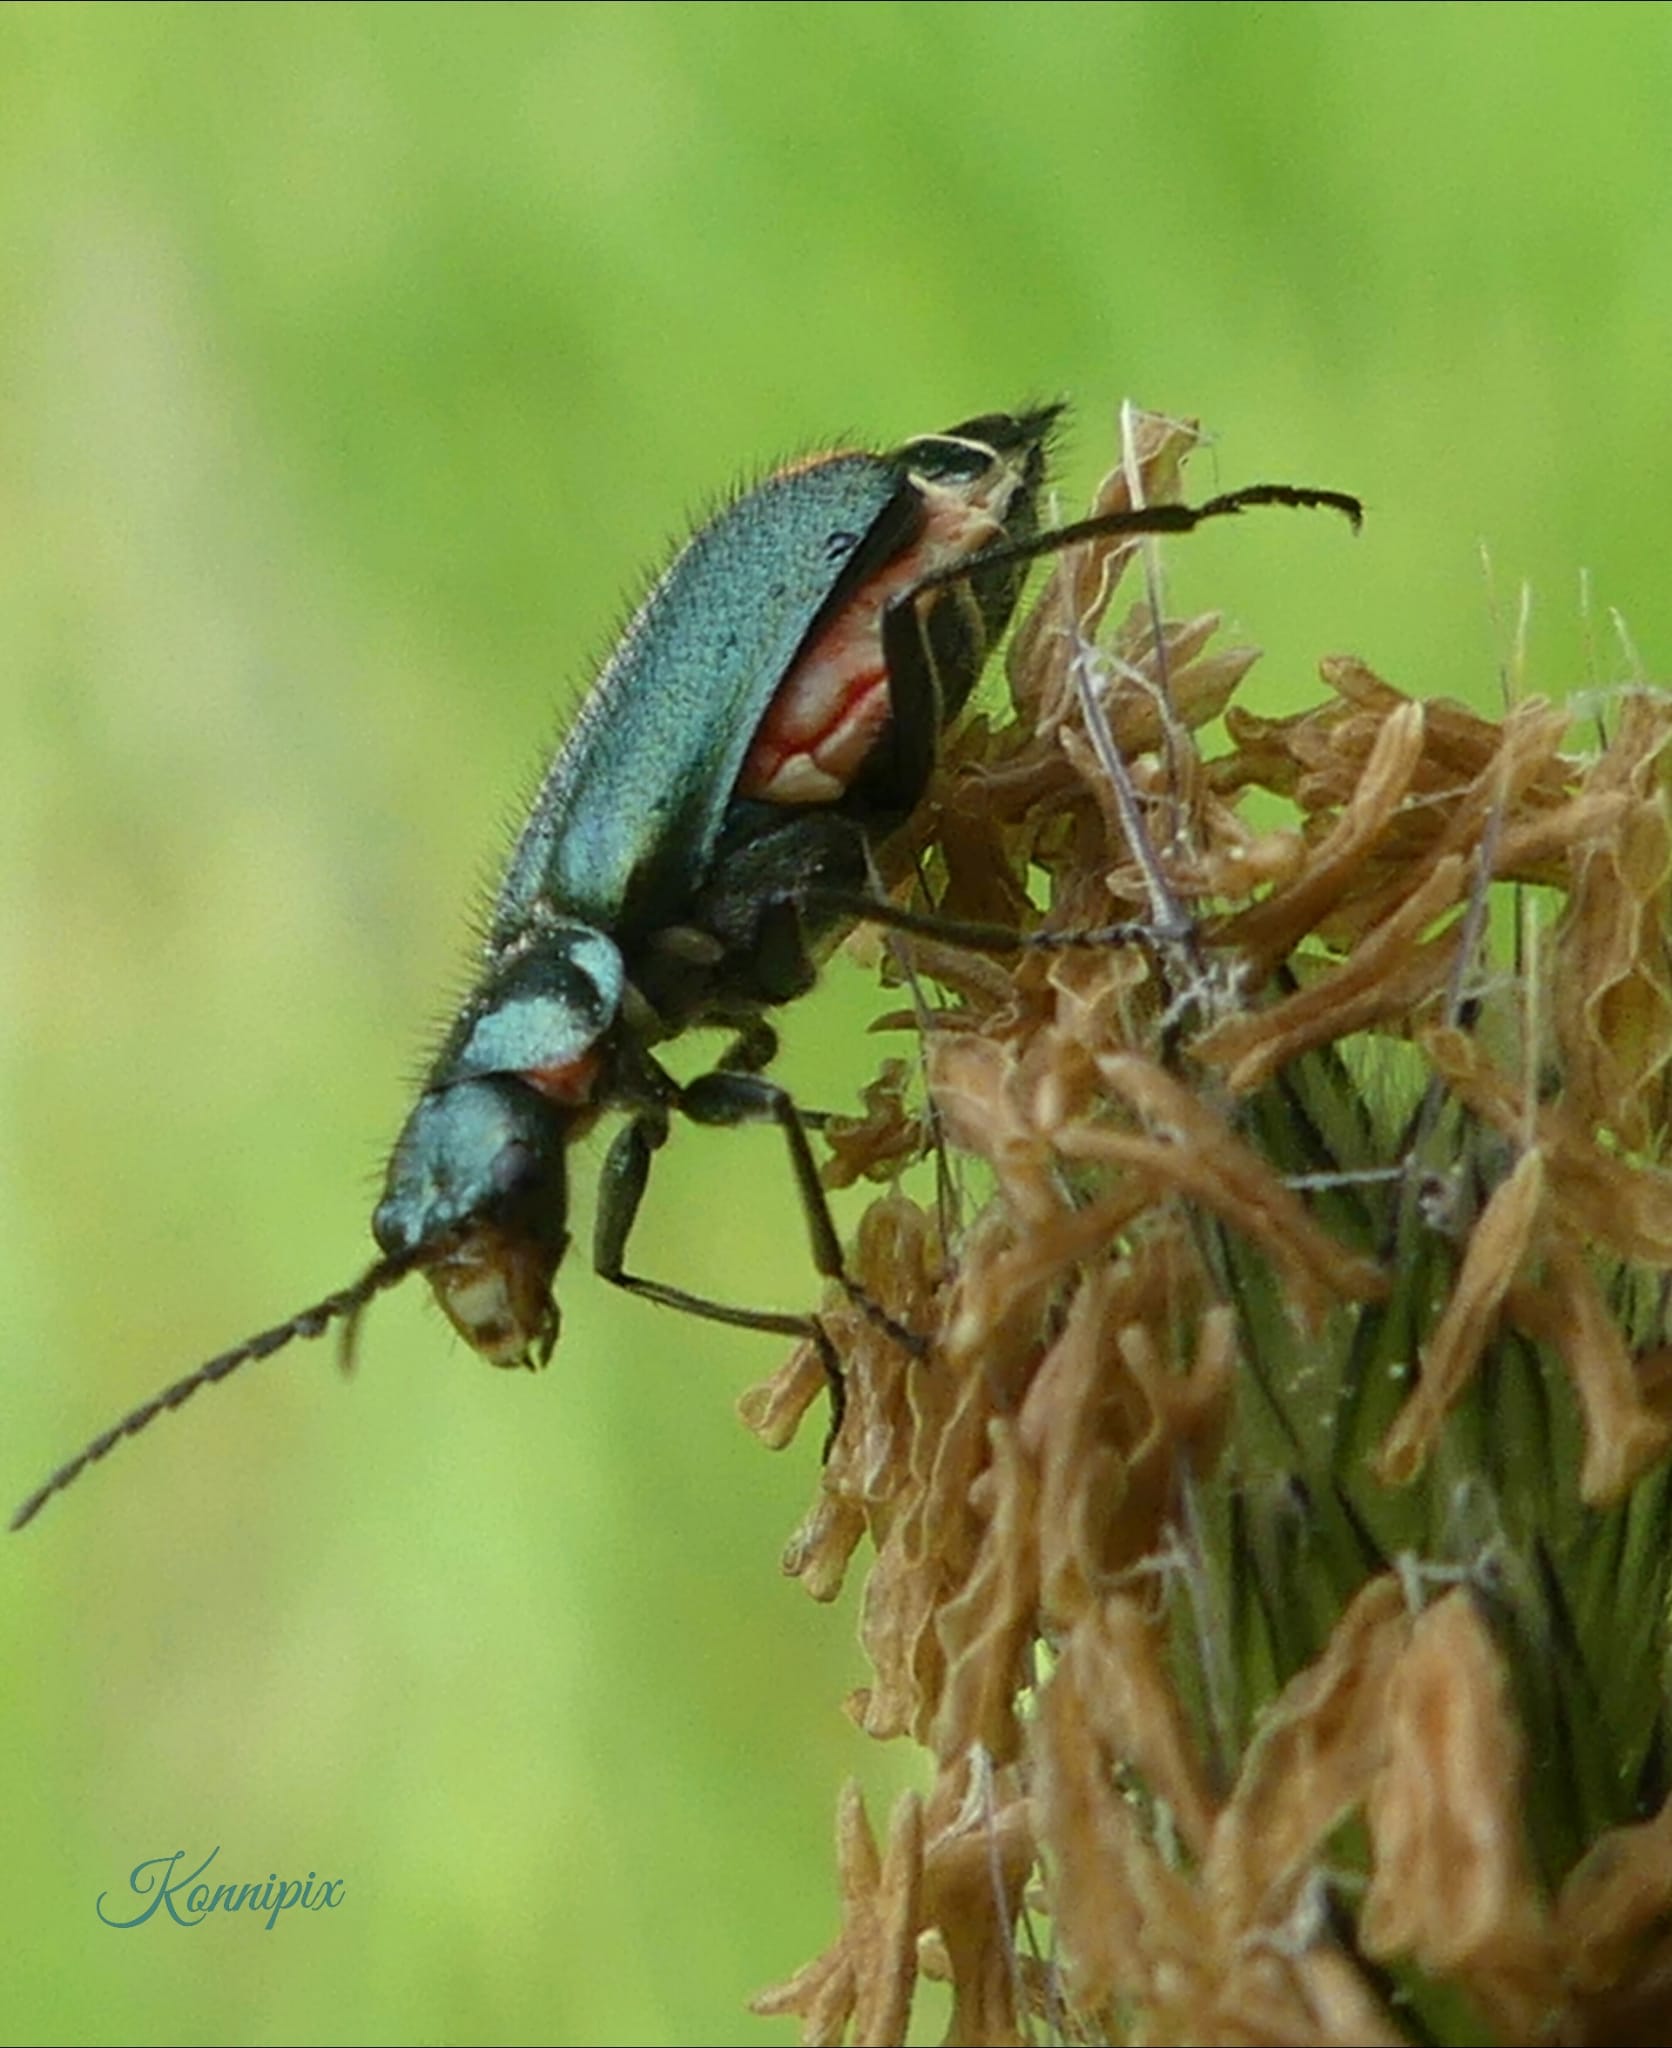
[97,1847,345,1930]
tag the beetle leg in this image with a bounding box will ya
[852,509,1034,820]
[594,1113,795,1331]
[593,1113,848,1449]
[704,1013,840,1126]
[837,582,948,818]
[708,1015,834,1125]
[716,1017,779,1074]
[678,1070,925,1359]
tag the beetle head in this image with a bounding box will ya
[897,405,1060,686]
[897,404,1060,503]
[373,1077,573,1368]
[892,407,1060,603]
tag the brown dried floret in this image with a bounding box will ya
[1556,1787,1672,2040]
[1552,690,1672,1151]
[819,1059,927,1190]
[1361,1592,1555,2042]
[1020,1266,1231,1627]
[1059,1053,1386,1323]
[1205,1576,1412,1936]
[917,1760,1036,2048]
[1375,1146,1548,1488]
[1424,1024,1672,1267]
[751,1780,924,2046]
[1508,1237,1672,1507]
[1213,698,1429,971]
[741,1197,944,1605]
[1196,852,1468,1094]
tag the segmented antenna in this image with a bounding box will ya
[908,480,1365,599]
[10,1254,417,1532]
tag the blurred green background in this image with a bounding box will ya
[4,4,1670,2043]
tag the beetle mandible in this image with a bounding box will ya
[13,404,1361,1528]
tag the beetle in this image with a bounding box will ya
[12,405,1360,1528]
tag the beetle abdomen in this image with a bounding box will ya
[737,471,1015,806]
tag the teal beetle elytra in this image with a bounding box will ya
[13,407,1360,1528]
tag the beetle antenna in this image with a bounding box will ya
[910,481,1365,601]
[10,1254,417,1532]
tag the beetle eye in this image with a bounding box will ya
[899,433,998,485]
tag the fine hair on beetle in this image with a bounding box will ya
[12,404,1360,1532]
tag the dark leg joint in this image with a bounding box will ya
[718,1018,779,1074]
[852,1291,928,1361]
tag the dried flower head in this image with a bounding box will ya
[745,408,1672,2047]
